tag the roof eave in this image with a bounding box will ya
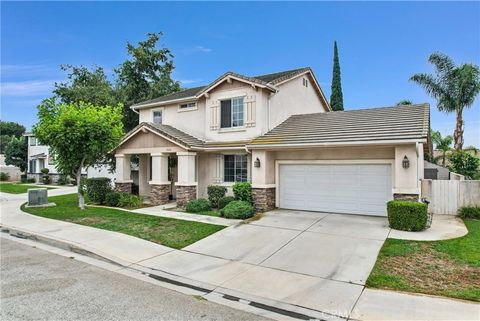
[131,96,198,110]
[246,138,428,150]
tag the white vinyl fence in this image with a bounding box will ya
[421,179,480,215]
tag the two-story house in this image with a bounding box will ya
[24,132,60,183]
[113,67,430,216]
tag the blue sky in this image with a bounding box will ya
[1,1,479,146]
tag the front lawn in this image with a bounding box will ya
[367,219,480,301]
[0,183,55,194]
[21,194,225,249]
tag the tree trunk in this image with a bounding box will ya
[454,107,464,150]
[77,157,86,210]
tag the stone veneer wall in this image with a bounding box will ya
[176,185,196,208]
[393,193,420,202]
[150,184,171,205]
[115,182,132,194]
[252,187,276,212]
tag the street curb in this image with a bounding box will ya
[0,224,342,321]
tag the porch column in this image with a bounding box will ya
[251,150,276,212]
[175,151,197,207]
[115,154,132,194]
[149,153,170,205]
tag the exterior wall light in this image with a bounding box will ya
[402,155,410,169]
[254,157,261,168]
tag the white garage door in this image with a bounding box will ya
[279,164,392,216]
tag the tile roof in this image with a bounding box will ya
[248,104,430,147]
[131,68,310,109]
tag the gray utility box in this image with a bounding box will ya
[28,188,48,206]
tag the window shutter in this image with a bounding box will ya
[210,100,219,131]
[220,100,232,128]
[244,95,256,127]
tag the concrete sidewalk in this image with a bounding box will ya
[1,189,478,321]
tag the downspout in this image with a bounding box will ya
[416,142,420,195]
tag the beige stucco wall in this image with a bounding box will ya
[139,99,207,140]
[252,144,422,195]
[268,74,328,129]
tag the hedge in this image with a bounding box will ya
[86,177,112,204]
[207,185,227,208]
[232,182,252,203]
[221,200,255,219]
[387,200,428,231]
[458,206,480,219]
[105,192,122,207]
[186,198,211,213]
[218,196,235,209]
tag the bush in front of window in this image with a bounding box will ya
[207,185,227,208]
[218,196,235,210]
[387,200,428,231]
[186,198,211,213]
[221,200,255,219]
[458,206,480,219]
[232,182,252,204]
[86,177,112,205]
[0,172,10,181]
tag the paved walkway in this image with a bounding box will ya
[1,189,477,321]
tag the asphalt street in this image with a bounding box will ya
[0,237,270,321]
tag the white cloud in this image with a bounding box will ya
[1,79,57,97]
[181,45,213,54]
[179,79,203,85]
[1,64,57,78]
[194,45,212,53]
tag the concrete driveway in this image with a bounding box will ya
[185,209,390,285]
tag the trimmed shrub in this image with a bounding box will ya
[86,177,112,204]
[221,200,255,219]
[458,206,480,219]
[40,168,50,175]
[119,193,143,208]
[186,198,211,213]
[207,185,227,208]
[0,172,10,181]
[57,175,69,186]
[26,178,36,183]
[42,175,50,185]
[218,196,235,210]
[105,192,122,207]
[232,182,252,203]
[387,200,428,231]
[20,174,27,183]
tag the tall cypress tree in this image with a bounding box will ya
[330,41,344,111]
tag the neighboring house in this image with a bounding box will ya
[24,132,60,183]
[0,154,21,181]
[113,67,430,216]
[24,132,88,183]
[424,161,451,180]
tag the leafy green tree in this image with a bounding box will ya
[4,136,28,173]
[115,32,180,131]
[411,53,480,150]
[448,150,480,179]
[0,120,26,153]
[396,100,413,106]
[54,65,116,106]
[431,130,453,166]
[330,41,344,111]
[33,98,123,209]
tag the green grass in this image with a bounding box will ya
[367,219,480,301]
[171,207,222,217]
[0,182,55,194]
[21,194,225,249]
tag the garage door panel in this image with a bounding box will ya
[279,164,392,216]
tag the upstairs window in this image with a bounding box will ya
[303,78,309,87]
[30,137,37,146]
[224,155,248,182]
[153,110,162,124]
[179,102,196,109]
[220,97,244,128]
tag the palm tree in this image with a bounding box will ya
[431,130,453,166]
[411,53,480,150]
[396,100,413,106]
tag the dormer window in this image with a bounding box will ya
[220,97,244,128]
[179,102,196,109]
[153,110,162,124]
